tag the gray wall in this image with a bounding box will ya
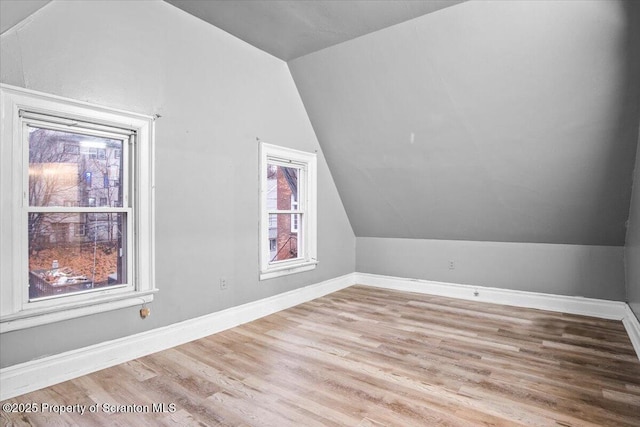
[627,131,640,319]
[357,237,626,301]
[290,0,640,246]
[623,1,640,324]
[0,0,355,368]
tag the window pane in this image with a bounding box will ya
[266,163,299,210]
[28,212,127,299]
[29,127,124,208]
[268,213,301,262]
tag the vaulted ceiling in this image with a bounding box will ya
[165,0,467,60]
[3,0,639,246]
[0,0,50,34]
[289,0,640,245]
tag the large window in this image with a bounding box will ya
[0,84,156,332]
[260,143,317,280]
[26,127,128,300]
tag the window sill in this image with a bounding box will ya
[0,289,158,333]
[260,260,318,281]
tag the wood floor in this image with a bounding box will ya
[2,285,639,426]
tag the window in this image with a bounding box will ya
[260,142,317,280]
[75,219,87,237]
[63,143,79,154]
[0,84,156,332]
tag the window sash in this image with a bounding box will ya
[265,160,307,208]
[23,122,132,208]
[265,161,306,263]
[20,115,135,307]
[20,212,135,311]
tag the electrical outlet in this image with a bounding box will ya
[448,260,455,270]
[220,278,228,290]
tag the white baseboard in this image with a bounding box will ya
[354,272,639,361]
[355,272,627,319]
[2,271,638,401]
[622,305,640,360]
[0,273,355,401]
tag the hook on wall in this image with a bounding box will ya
[139,298,151,319]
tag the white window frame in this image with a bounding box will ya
[0,84,156,332]
[259,142,317,280]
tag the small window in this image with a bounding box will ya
[64,143,79,154]
[75,220,87,237]
[0,84,156,332]
[260,142,317,280]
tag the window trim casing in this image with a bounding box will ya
[0,84,156,332]
[259,142,317,280]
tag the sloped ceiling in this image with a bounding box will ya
[290,0,640,246]
[165,0,467,60]
[0,0,50,34]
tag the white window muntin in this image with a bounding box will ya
[1,84,156,332]
[259,142,317,280]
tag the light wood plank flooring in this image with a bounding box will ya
[2,285,639,426]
